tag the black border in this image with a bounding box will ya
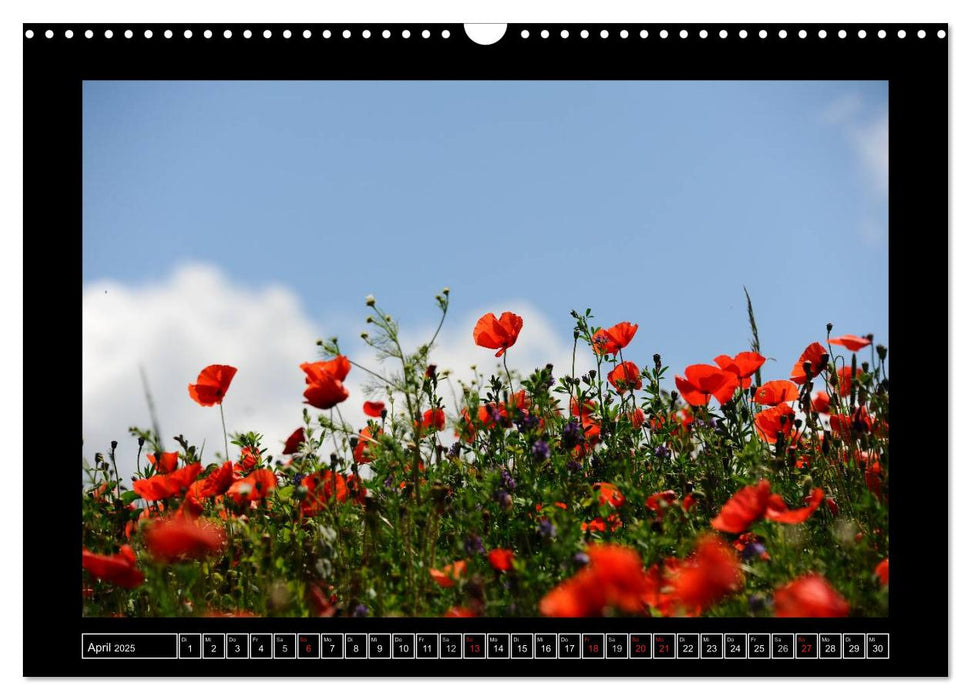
[24,22,948,677]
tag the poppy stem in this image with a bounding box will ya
[219,403,230,461]
[347,358,396,389]
[502,353,515,392]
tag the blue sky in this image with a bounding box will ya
[82,80,888,470]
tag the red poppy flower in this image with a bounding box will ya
[591,322,639,356]
[186,460,236,504]
[829,406,874,439]
[418,407,446,435]
[147,451,179,475]
[132,462,203,501]
[585,544,652,613]
[363,401,386,418]
[539,568,604,617]
[473,312,523,357]
[540,544,649,617]
[834,366,861,397]
[143,516,226,563]
[581,514,624,533]
[488,548,515,572]
[714,351,766,390]
[811,391,831,413]
[570,398,602,445]
[444,606,479,618]
[353,426,381,464]
[864,459,885,499]
[675,364,739,406]
[281,428,305,455]
[82,545,144,589]
[300,356,351,410]
[237,446,259,473]
[765,487,825,524]
[457,407,477,443]
[607,361,642,393]
[430,560,467,588]
[300,471,365,516]
[628,407,645,428]
[712,480,824,532]
[226,468,277,505]
[875,558,889,586]
[773,574,850,617]
[829,334,872,352]
[753,380,800,406]
[645,490,679,513]
[594,482,626,508]
[668,535,743,615]
[754,404,799,444]
[790,342,828,384]
[711,480,772,533]
[188,364,238,407]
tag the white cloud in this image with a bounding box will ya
[819,93,863,126]
[819,93,888,244]
[820,92,888,197]
[83,264,585,482]
[850,116,889,196]
[83,264,321,481]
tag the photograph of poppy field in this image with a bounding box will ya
[82,291,889,618]
[81,80,889,619]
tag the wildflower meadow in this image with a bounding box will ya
[82,290,889,618]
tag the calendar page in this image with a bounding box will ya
[22,20,946,677]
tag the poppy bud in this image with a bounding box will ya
[653,354,662,370]
[670,391,679,403]
[95,452,104,465]
[861,361,869,372]
[866,333,874,342]
[876,344,887,360]
[349,437,359,450]
[137,437,145,447]
[111,440,118,450]
[826,322,833,333]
